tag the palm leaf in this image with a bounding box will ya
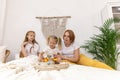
[80,18,120,69]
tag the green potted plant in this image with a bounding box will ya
[81,18,120,69]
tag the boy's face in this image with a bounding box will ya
[48,38,57,49]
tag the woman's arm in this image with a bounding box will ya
[61,48,80,63]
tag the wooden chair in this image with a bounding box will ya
[3,50,10,63]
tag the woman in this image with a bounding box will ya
[60,29,80,63]
[60,29,113,70]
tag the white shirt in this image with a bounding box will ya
[61,40,79,57]
[42,46,61,58]
[24,43,40,56]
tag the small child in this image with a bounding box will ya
[20,31,40,57]
[39,35,61,63]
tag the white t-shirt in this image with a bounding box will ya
[61,40,79,57]
[24,43,40,56]
[42,46,61,58]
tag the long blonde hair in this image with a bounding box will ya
[23,31,38,44]
[20,31,38,58]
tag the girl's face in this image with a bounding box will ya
[63,32,71,45]
[48,38,57,49]
[27,32,35,42]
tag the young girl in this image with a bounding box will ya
[20,31,40,57]
[39,35,61,62]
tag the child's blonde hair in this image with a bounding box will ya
[47,35,61,50]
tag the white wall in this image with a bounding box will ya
[1,0,120,61]
[0,0,6,45]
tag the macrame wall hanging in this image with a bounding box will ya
[36,16,71,39]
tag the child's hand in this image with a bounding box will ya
[53,54,62,64]
[38,58,43,62]
[38,52,44,62]
[53,54,57,58]
[21,42,28,47]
